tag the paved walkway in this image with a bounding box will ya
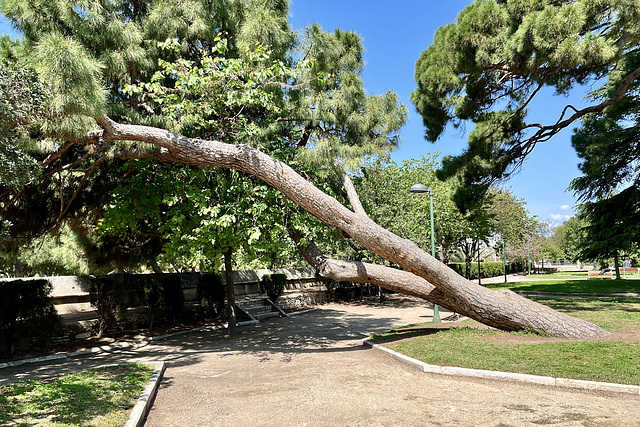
[2,296,640,426]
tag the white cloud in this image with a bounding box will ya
[550,213,571,222]
[559,205,571,211]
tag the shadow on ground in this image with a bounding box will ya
[0,296,434,385]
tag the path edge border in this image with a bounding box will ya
[125,361,166,427]
[362,339,640,395]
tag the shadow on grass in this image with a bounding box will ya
[534,297,640,313]
[0,365,149,426]
[370,325,483,345]
[485,279,640,294]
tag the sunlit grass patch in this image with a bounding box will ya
[0,363,153,426]
[370,297,640,385]
[486,279,640,294]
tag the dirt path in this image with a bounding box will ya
[144,299,639,426]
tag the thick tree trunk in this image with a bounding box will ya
[614,253,621,280]
[224,248,237,336]
[11,256,26,278]
[93,117,608,338]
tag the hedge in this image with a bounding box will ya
[90,273,189,335]
[0,279,60,354]
[447,261,526,280]
[197,273,225,318]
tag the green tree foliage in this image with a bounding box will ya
[0,1,406,274]
[356,155,535,276]
[568,52,640,262]
[553,215,587,262]
[0,54,45,189]
[412,0,640,208]
[0,226,90,277]
[0,0,296,273]
[356,155,472,264]
[577,192,640,267]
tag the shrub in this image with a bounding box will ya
[322,277,379,301]
[90,275,130,338]
[142,276,163,332]
[197,273,225,318]
[259,273,287,302]
[160,275,184,323]
[140,275,185,331]
[91,274,186,334]
[447,262,506,280]
[0,279,60,353]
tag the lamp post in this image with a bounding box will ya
[503,240,507,283]
[409,183,440,323]
[477,240,481,286]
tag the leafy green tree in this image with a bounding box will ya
[412,0,640,208]
[0,54,45,189]
[357,155,473,264]
[577,193,640,278]
[0,1,405,275]
[553,215,587,262]
[0,0,296,273]
[567,51,640,266]
[357,157,535,279]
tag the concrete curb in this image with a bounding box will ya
[287,308,318,316]
[125,361,166,427]
[362,339,640,395]
[515,291,640,298]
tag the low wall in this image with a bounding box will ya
[2,269,330,349]
[2,267,329,311]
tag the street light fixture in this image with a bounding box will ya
[409,183,440,323]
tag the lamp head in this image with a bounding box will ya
[409,184,432,195]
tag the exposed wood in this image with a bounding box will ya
[224,248,237,336]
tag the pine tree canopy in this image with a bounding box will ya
[0,0,406,271]
[411,0,640,208]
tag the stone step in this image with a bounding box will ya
[235,298,286,322]
[244,306,273,315]
[253,311,280,320]
[236,299,270,308]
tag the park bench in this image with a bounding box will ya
[587,268,638,278]
[588,270,612,279]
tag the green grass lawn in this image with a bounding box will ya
[486,278,640,294]
[371,297,640,385]
[528,272,640,280]
[0,363,153,426]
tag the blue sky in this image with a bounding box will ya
[1,2,587,223]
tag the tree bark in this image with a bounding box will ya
[224,248,237,336]
[93,117,608,338]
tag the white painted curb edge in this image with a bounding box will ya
[288,308,317,316]
[125,361,166,427]
[362,339,640,395]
